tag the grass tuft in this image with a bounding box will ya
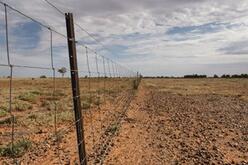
[82,101,90,109]
[17,92,38,103]
[0,116,16,125]
[0,110,7,117]
[0,139,32,157]
[0,105,8,117]
[13,101,33,111]
[106,124,118,134]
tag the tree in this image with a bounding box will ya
[184,74,207,78]
[58,67,67,78]
[213,74,219,78]
[40,75,46,78]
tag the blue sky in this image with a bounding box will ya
[0,0,248,77]
[11,21,41,50]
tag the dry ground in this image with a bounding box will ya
[0,78,248,164]
[105,78,248,165]
[0,77,135,164]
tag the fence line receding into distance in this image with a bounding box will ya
[0,1,141,164]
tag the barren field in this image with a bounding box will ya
[0,78,248,164]
[105,78,248,165]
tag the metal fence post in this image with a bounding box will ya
[65,13,87,165]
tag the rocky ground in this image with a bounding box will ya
[105,79,248,165]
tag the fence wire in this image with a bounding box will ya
[0,2,140,165]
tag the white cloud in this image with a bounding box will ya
[0,0,248,76]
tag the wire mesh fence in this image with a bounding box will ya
[0,1,140,164]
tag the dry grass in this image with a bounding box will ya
[0,77,135,163]
[145,78,248,101]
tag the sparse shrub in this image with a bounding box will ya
[0,109,7,117]
[28,114,37,120]
[57,111,73,123]
[41,101,61,112]
[0,105,8,117]
[41,100,52,110]
[17,92,38,103]
[0,116,16,125]
[120,85,126,89]
[0,138,32,157]
[30,90,41,95]
[81,95,92,109]
[34,112,54,126]
[92,96,101,106]
[82,101,90,109]
[0,105,8,111]
[40,75,46,78]
[106,124,118,134]
[54,90,65,97]
[81,96,101,109]
[13,101,33,111]
[108,89,116,94]
[54,131,64,143]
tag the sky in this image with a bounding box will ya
[0,0,248,77]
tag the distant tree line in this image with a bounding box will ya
[143,76,175,79]
[214,74,248,78]
[184,74,207,78]
[143,73,248,79]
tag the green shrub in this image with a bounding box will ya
[0,109,7,117]
[17,92,37,103]
[40,75,46,78]
[0,139,32,157]
[0,105,8,117]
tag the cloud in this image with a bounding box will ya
[167,22,232,36]
[218,40,248,55]
[0,0,248,77]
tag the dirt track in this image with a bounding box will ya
[104,79,248,165]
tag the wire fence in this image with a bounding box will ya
[0,1,141,164]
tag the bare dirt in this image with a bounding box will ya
[105,79,248,165]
